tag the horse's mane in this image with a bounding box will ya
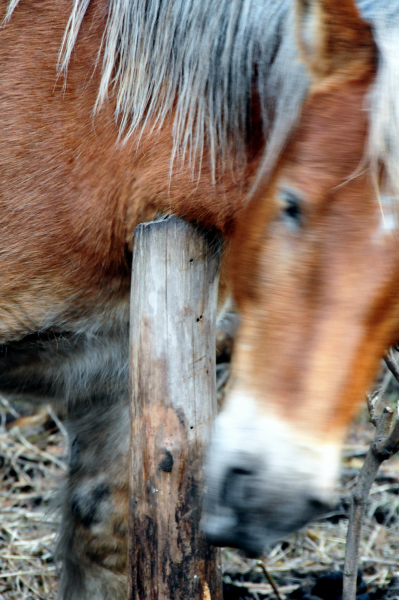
[4,0,307,179]
[361,2,399,203]
[4,0,399,193]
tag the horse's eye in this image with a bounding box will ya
[279,188,302,228]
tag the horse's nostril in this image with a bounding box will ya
[231,467,254,477]
[221,466,257,507]
[308,497,331,515]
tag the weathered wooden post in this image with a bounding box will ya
[128,216,222,600]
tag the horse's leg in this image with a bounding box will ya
[56,396,129,600]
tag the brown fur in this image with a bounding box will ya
[296,0,376,80]
[229,57,399,449]
[2,0,399,594]
[201,1,399,559]
[0,0,251,344]
[230,69,399,440]
[0,1,258,595]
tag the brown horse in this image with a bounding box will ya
[203,0,399,556]
[0,0,398,597]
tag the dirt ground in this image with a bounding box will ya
[1,350,399,599]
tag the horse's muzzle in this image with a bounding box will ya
[201,391,340,555]
[202,466,332,556]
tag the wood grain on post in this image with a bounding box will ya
[128,216,222,600]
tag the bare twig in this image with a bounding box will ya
[367,367,393,427]
[46,405,68,439]
[256,560,282,600]
[384,348,399,382]
[0,395,20,419]
[343,371,399,600]
[367,388,381,427]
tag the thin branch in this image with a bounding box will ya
[256,561,282,600]
[367,388,381,427]
[384,348,399,383]
[46,405,68,439]
[343,376,399,600]
[376,404,399,456]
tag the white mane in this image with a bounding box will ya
[4,0,399,192]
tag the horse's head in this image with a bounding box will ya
[203,0,399,555]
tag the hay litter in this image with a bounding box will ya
[0,400,65,600]
[1,356,399,599]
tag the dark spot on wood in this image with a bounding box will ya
[196,315,203,322]
[176,408,186,428]
[159,449,174,472]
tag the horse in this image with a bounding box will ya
[0,0,398,598]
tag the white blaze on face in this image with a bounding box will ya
[203,386,343,553]
[208,387,341,507]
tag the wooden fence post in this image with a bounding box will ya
[128,216,223,600]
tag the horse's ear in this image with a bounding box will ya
[296,0,376,79]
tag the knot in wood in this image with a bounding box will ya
[374,441,396,460]
[353,492,365,507]
[159,449,174,472]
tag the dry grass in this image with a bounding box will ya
[0,399,65,600]
[1,363,399,599]
[222,481,399,599]
[220,364,399,599]
[222,423,399,599]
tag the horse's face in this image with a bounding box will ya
[203,0,399,556]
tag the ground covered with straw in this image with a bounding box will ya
[1,359,399,599]
[0,399,65,599]
[222,428,399,599]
